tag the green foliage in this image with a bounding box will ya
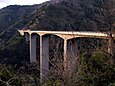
[0,64,40,86]
[42,71,62,86]
[43,50,115,86]
[0,64,21,86]
[0,33,29,64]
[74,50,115,86]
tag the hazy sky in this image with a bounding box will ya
[0,0,49,9]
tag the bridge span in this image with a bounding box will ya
[18,29,115,82]
[18,30,115,39]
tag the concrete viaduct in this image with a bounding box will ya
[18,29,115,81]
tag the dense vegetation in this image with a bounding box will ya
[0,0,115,85]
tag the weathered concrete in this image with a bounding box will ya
[108,39,113,55]
[30,34,37,63]
[40,36,49,81]
[25,32,29,43]
[64,39,67,71]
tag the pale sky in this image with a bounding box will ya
[0,0,50,9]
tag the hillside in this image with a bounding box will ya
[0,0,114,38]
[0,5,38,33]
[0,5,40,45]
[24,0,115,32]
[25,0,97,31]
[0,0,114,63]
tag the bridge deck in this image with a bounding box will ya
[18,30,115,39]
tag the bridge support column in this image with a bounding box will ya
[40,36,49,82]
[64,39,67,71]
[108,39,113,55]
[25,33,29,43]
[30,34,37,63]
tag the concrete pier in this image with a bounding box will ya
[30,34,37,63]
[64,39,67,71]
[40,36,49,81]
[25,32,29,43]
[108,39,113,55]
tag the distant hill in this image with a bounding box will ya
[0,5,39,64]
[0,5,39,32]
[24,1,94,31]
[23,0,115,31]
[0,5,39,43]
